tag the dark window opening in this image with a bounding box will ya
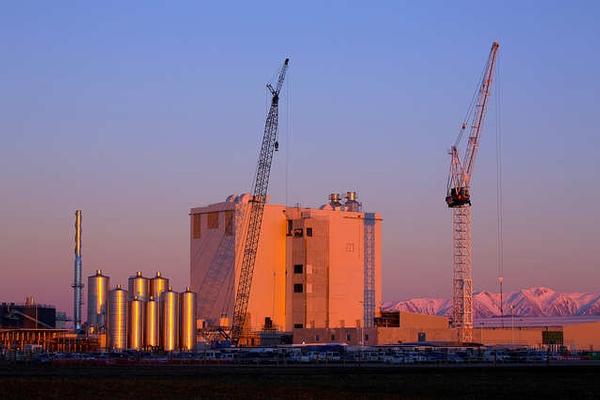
[192,214,201,239]
[224,211,234,236]
[264,317,273,329]
[346,334,351,341]
[331,334,335,341]
[315,335,320,342]
[293,283,303,293]
[293,228,303,237]
[207,212,219,229]
[294,264,303,274]
[542,331,563,345]
[306,227,313,237]
[287,220,293,236]
[365,334,369,341]
[293,323,303,329]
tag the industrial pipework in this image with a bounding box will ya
[72,210,84,331]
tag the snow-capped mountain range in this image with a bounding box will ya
[384,287,600,318]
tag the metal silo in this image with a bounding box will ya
[108,285,128,351]
[160,287,179,352]
[149,271,169,301]
[180,287,197,351]
[150,272,169,346]
[128,271,149,301]
[128,296,145,350]
[87,269,109,333]
[145,296,159,349]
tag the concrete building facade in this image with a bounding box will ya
[190,193,382,332]
[293,310,600,351]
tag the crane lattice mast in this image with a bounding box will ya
[230,58,289,346]
[446,42,499,343]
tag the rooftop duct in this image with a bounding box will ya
[344,191,362,212]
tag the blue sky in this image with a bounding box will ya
[0,1,599,313]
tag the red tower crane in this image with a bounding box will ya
[230,58,289,346]
[446,42,499,343]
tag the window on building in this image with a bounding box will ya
[542,331,564,345]
[224,211,234,236]
[294,264,303,274]
[293,323,303,329]
[364,334,369,342]
[331,334,335,341]
[306,227,313,237]
[346,333,351,342]
[294,283,303,293]
[192,214,201,239]
[287,220,293,236]
[293,228,303,237]
[207,212,219,229]
[315,335,320,342]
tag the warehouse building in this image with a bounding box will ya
[190,192,382,333]
[294,310,600,350]
[0,299,56,329]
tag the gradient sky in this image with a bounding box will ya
[1,1,599,315]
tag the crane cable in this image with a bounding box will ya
[494,52,505,318]
[455,58,489,149]
[285,64,291,208]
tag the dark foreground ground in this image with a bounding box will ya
[2,364,600,399]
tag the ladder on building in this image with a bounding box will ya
[363,213,376,328]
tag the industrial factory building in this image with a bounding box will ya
[190,192,382,333]
[0,298,97,352]
[0,299,56,329]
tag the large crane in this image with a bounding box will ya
[230,58,289,346]
[446,42,499,343]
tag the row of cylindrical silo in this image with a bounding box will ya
[87,270,196,351]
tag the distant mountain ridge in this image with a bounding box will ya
[384,287,600,318]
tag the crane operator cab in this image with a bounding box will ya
[446,187,471,208]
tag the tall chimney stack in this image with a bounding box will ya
[72,210,83,331]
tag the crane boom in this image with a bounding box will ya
[447,42,499,207]
[446,42,498,343]
[230,58,289,345]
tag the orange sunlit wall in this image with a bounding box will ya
[190,194,382,332]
